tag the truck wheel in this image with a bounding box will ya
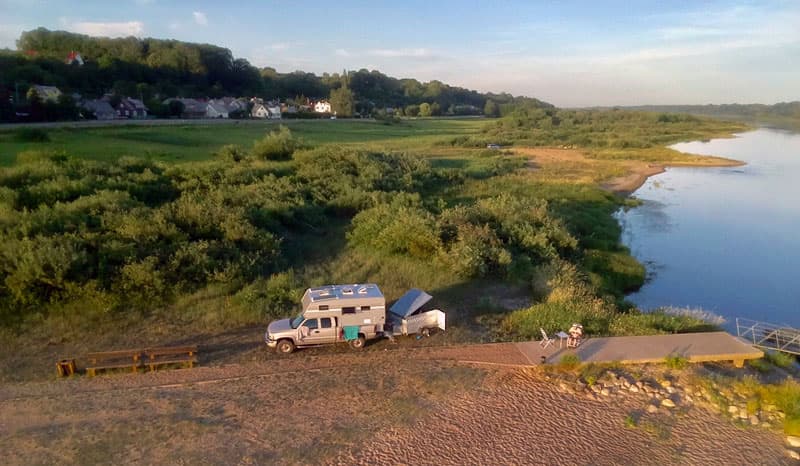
[349,335,366,350]
[276,339,295,354]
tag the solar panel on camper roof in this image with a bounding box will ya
[307,284,384,301]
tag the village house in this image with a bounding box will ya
[163,98,206,119]
[81,99,116,120]
[251,102,282,119]
[220,97,248,112]
[314,100,332,113]
[267,104,282,119]
[116,97,148,119]
[251,103,269,119]
[65,51,84,66]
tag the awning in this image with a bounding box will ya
[389,288,433,318]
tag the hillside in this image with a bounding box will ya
[0,28,550,122]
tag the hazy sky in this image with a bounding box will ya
[1,0,798,106]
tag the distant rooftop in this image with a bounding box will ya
[307,284,383,301]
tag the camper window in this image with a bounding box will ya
[342,307,356,314]
[361,306,370,311]
[319,305,329,310]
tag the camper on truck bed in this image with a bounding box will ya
[265,283,386,353]
[264,283,446,354]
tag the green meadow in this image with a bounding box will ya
[0,118,486,165]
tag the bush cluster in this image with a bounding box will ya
[0,145,432,325]
[251,125,303,160]
[348,192,577,279]
[480,107,727,149]
[500,260,718,339]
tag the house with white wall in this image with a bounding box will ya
[314,100,332,113]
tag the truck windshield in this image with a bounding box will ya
[290,315,304,329]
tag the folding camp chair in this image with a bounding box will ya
[539,328,554,349]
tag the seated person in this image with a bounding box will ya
[300,319,318,339]
[567,323,584,347]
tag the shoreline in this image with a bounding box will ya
[513,145,747,197]
[606,156,746,196]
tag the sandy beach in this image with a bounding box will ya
[512,146,744,195]
[0,349,792,465]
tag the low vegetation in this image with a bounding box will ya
[449,107,745,151]
[693,371,800,435]
[764,350,797,369]
[14,128,50,143]
[0,111,753,380]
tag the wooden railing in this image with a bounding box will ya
[85,345,198,376]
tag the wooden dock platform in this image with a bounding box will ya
[432,332,763,368]
[569,332,763,367]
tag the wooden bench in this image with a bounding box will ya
[144,345,198,372]
[86,350,143,376]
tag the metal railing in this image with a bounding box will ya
[736,318,800,355]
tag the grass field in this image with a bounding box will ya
[0,118,486,165]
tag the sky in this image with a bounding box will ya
[1,0,798,107]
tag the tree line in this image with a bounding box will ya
[0,28,550,121]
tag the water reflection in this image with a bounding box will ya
[618,128,800,328]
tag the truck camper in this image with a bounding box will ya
[264,284,445,353]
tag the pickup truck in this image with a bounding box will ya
[264,284,445,353]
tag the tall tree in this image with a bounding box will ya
[484,99,500,117]
[419,102,432,117]
[330,85,354,117]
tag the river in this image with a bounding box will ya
[616,128,800,328]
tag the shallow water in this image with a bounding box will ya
[616,128,800,328]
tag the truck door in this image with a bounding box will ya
[314,317,337,343]
[303,317,336,345]
[299,318,319,344]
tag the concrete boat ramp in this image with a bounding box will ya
[431,332,763,368]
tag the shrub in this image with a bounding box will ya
[584,249,645,295]
[558,354,581,370]
[760,380,800,435]
[233,271,303,320]
[609,310,718,336]
[765,351,796,369]
[118,256,168,305]
[664,355,689,369]
[747,358,771,373]
[0,235,89,308]
[251,125,302,160]
[442,223,512,278]
[294,147,433,213]
[215,144,247,162]
[348,197,441,259]
[15,149,68,165]
[501,260,615,338]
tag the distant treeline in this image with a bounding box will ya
[615,102,800,128]
[0,28,550,121]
